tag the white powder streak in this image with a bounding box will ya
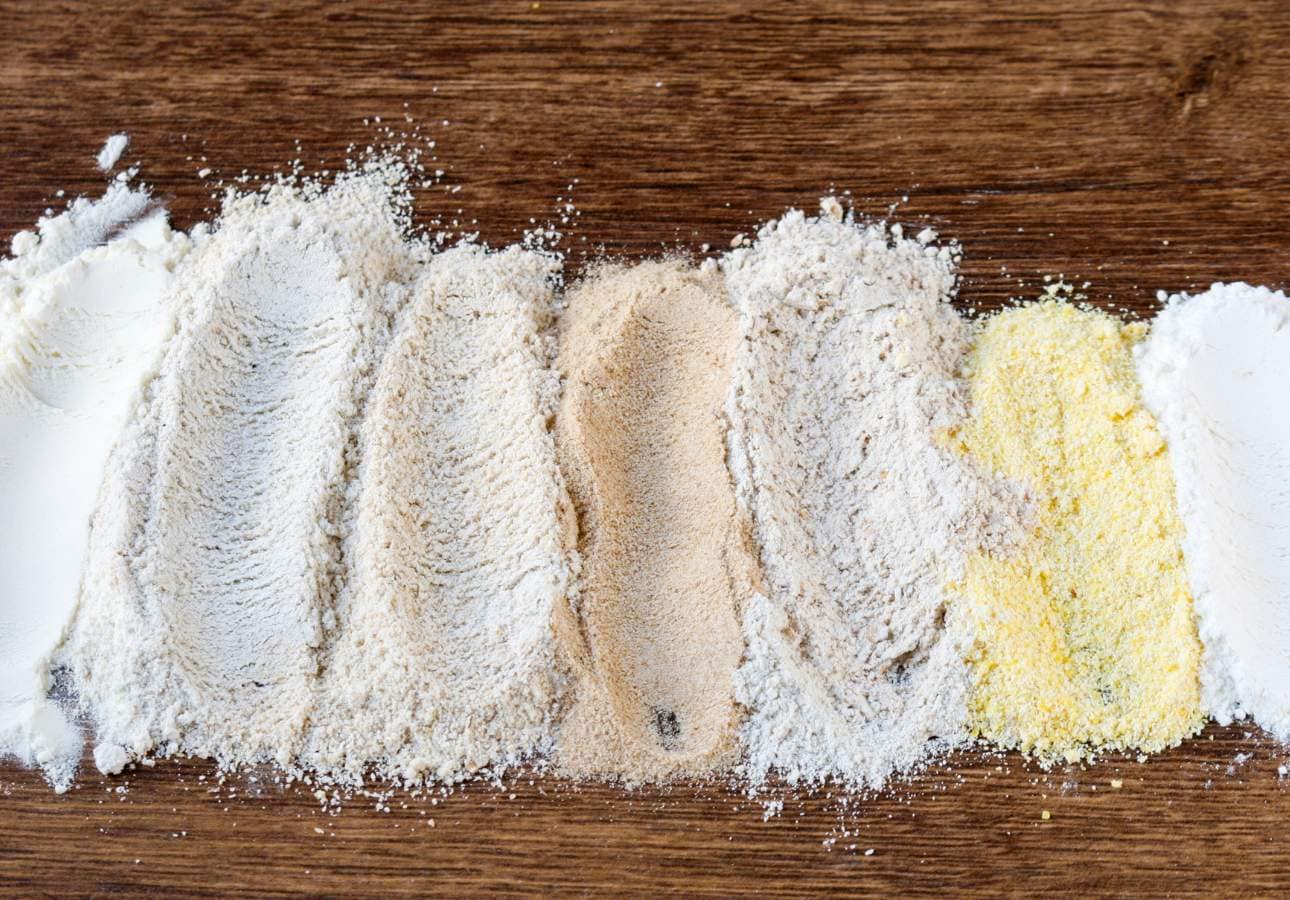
[96,134,130,172]
[0,186,187,789]
[1136,283,1290,738]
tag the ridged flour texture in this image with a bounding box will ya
[722,201,1030,790]
[66,172,417,774]
[303,242,569,784]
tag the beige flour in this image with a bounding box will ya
[302,243,569,784]
[724,202,1030,790]
[65,169,420,773]
[554,260,753,782]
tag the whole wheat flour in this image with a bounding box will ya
[64,168,419,774]
[957,300,1203,761]
[1136,283,1290,739]
[554,260,753,782]
[0,185,188,789]
[301,243,569,784]
[723,201,1030,790]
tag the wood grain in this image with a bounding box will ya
[2,0,1290,894]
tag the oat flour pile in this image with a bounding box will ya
[554,260,752,782]
[723,202,1030,790]
[0,186,189,789]
[1137,284,1290,740]
[956,300,1203,761]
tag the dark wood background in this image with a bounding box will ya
[3,1,1289,895]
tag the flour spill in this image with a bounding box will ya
[0,133,1288,801]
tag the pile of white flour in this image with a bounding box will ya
[1136,283,1290,739]
[0,185,189,790]
[723,200,1030,790]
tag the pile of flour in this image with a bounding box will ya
[554,260,753,782]
[64,166,420,774]
[1136,283,1290,739]
[722,200,1030,790]
[302,243,568,784]
[0,184,189,790]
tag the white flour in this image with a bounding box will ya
[301,243,568,785]
[0,185,188,790]
[1136,283,1290,739]
[723,201,1030,790]
[66,167,420,773]
[96,134,129,172]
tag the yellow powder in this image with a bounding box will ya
[952,300,1202,760]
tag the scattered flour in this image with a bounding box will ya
[0,184,188,790]
[303,243,568,784]
[553,260,753,782]
[96,134,130,172]
[1136,283,1290,739]
[722,201,1030,790]
[65,167,420,773]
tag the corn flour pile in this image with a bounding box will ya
[0,186,189,789]
[956,300,1203,761]
[723,202,1031,790]
[1136,284,1290,740]
[554,261,752,782]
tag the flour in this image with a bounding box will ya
[1136,283,1290,739]
[96,134,129,172]
[554,260,752,782]
[0,184,187,790]
[65,166,420,772]
[302,242,568,784]
[958,300,1202,760]
[722,201,1030,790]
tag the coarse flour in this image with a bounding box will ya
[723,201,1030,790]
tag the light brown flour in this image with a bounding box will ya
[554,260,754,782]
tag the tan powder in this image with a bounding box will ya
[553,259,753,782]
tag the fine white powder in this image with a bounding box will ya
[0,185,188,790]
[96,134,130,172]
[66,169,420,773]
[723,201,1030,790]
[300,243,568,785]
[1136,283,1290,739]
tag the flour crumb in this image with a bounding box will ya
[96,134,129,171]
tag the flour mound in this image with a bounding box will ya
[0,185,187,790]
[554,261,752,782]
[723,203,1029,790]
[302,243,569,784]
[66,171,417,770]
[1136,283,1290,739]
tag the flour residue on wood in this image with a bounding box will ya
[553,260,752,782]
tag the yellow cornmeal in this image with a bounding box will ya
[952,300,1202,761]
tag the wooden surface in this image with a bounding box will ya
[2,0,1290,894]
